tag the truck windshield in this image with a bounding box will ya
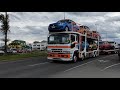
[48,33,70,44]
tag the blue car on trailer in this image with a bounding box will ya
[48,19,79,32]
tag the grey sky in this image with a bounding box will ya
[0,12,120,44]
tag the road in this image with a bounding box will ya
[0,54,120,78]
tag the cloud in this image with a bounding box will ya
[67,12,107,17]
[105,16,120,22]
[1,12,120,44]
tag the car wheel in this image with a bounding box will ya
[65,26,69,31]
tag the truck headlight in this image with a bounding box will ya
[63,51,70,53]
[47,50,51,53]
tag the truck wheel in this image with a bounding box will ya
[52,60,58,63]
[72,55,78,63]
[93,52,96,58]
[80,54,85,61]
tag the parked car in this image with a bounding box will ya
[0,50,5,55]
[107,41,119,49]
[7,49,13,53]
[48,19,79,32]
[99,41,114,50]
[78,25,92,36]
[10,49,17,53]
[92,31,101,39]
[82,41,89,50]
[17,49,24,53]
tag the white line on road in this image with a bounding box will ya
[97,54,116,60]
[101,63,120,71]
[28,62,49,67]
[0,59,36,65]
[64,54,116,72]
[64,60,94,72]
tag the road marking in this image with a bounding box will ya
[101,63,120,71]
[63,54,116,72]
[98,59,109,63]
[0,59,36,65]
[0,57,47,65]
[97,54,115,60]
[28,62,49,67]
[64,60,94,72]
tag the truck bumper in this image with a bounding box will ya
[47,57,73,61]
[47,53,73,61]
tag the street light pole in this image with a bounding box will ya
[64,12,65,20]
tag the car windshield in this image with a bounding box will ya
[108,42,114,45]
[57,20,66,23]
[108,42,114,43]
[48,33,70,44]
[57,20,69,23]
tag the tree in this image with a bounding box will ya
[0,12,10,54]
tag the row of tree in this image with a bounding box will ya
[0,12,10,54]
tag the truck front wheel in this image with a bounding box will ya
[72,54,78,63]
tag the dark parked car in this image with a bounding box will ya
[48,19,79,32]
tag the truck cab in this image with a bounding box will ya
[47,32,81,62]
[47,22,100,63]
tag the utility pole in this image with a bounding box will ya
[64,12,65,20]
[4,12,8,54]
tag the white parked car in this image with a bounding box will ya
[0,50,5,54]
[108,41,119,49]
[10,49,17,53]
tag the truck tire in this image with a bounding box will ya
[93,51,96,58]
[52,60,58,63]
[80,54,85,61]
[72,54,78,63]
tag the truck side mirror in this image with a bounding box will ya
[71,43,75,48]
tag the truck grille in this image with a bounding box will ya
[51,49,62,53]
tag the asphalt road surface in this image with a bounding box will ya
[0,54,120,78]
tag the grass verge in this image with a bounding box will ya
[0,51,47,61]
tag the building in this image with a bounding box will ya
[32,40,47,51]
[40,40,47,50]
[8,40,26,50]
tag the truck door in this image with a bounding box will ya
[71,34,79,50]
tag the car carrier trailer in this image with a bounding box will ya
[47,30,100,62]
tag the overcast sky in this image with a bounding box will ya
[0,12,120,44]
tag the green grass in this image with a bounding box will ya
[0,51,47,61]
